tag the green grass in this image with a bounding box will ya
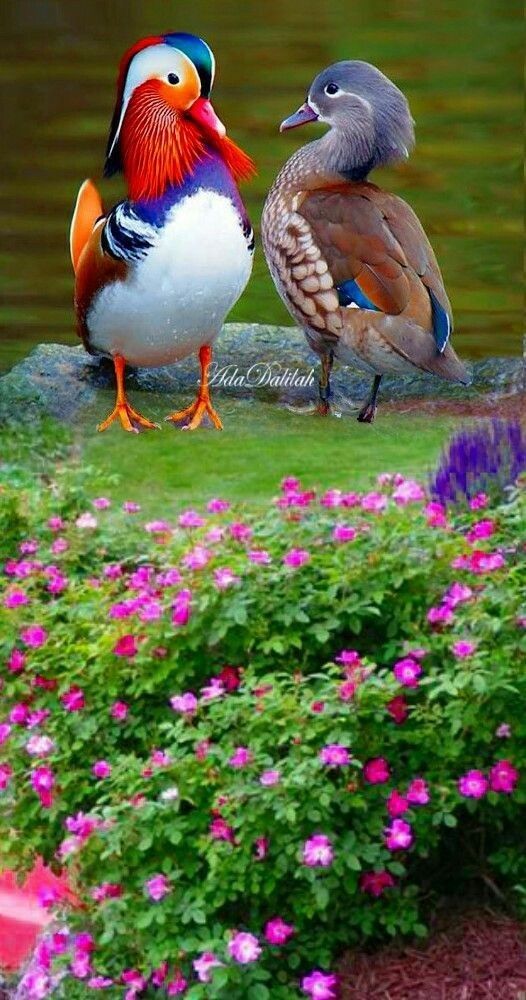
[80,395,457,513]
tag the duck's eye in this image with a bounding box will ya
[325,83,340,96]
[167,73,180,85]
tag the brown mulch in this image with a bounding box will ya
[382,392,525,420]
[338,910,526,1000]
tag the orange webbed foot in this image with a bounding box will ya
[165,395,223,431]
[165,344,223,431]
[97,400,160,434]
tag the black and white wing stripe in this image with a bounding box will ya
[101,202,156,263]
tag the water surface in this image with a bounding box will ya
[0,0,522,369]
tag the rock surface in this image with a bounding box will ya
[0,324,523,422]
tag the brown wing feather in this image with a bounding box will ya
[74,220,127,352]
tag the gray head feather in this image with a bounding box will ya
[308,61,415,179]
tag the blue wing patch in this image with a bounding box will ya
[428,288,452,353]
[337,279,379,311]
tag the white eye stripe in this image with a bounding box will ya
[108,44,199,158]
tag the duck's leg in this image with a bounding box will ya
[316,350,334,416]
[166,345,223,431]
[98,355,159,433]
[357,374,382,424]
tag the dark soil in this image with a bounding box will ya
[339,909,526,1000]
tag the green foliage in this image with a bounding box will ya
[0,462,524,998]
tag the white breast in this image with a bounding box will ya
[88,190,253,368]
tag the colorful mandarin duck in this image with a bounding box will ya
[70,32,255,432]
[262,61,470,421]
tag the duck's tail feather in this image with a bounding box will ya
[70,179,104,274]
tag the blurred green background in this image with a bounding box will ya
[0,0,522,370]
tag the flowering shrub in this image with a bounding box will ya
[430,418,526,505]
[0,463,524,999]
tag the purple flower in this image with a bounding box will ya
[452,640,476,658]
[214,567,240,589]
[145,519,171,534]
[207,498,230,513]
[145,874,170,901]
[178,509,205,528]
[302,834,333,868]
[319,744,351,767]
[248,549,272,565]
[496,723,511,739]
[301,970,338,999]
[458,769,488,799]
[92,496,111,509]
[122,501,141,513]
[4,588,30,608]
[228,931,262,964]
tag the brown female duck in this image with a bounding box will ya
[261,61,470,421]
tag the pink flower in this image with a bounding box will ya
[182,545,211,570]
[384,818,413,851]
[166,972,188,995]
[144,519,171,534]
[264,917,295,945]
[51,537,69,555]
[0,724,12,746]
[229,521,253,543]
[228,930,262,964]
[363,757,390,784]
[207,497,230,513]
[4,588,30,608]
[301,970,338,999]
[210,817,235,842]
[145,874,170,901]
[387,790,409,817]
[123,501,141,513]
[335,649,362,670]
[361,491,388,513]
[255,836,269,860]
[302,834,333,868]
[76,512,98,529]
[496,724,511,739]
[20,625,48,648]
[113,634,138,657]
[458,769,488,798]
[469,492,488,510]
[332,524,357,543]
[260,769,281,786]
[392,479,425,504]
[88,976,114,989]
[92,760,111,779]
[122,970,147,990]
[47,516,65,531]
[386,695,408,724]
[10,702,29,725]
[466,518,495,543]
[406,778,430,805]
[214,567,240,589]
[200,678,225,701]
[151,749,171,768]
[452,640,476,658]
[248,549,272,565]
[281,476,300,491]
[26,735,55,758]
[489,760,519,794]
[0,764,13,791]
[393,657,422,688]
[427,604,454,627]
[172,593,191,627]
[193,953,223,983]
[19,539,39,554]
[31,766,55,808]
[178,509,205,528]
[170,692,198,715]
[61,686,85,712]
[92,497,111,509]
[319,744,351,767]
[229,746,253,768]
[425,501,447,528]
[283,548,310,569]
[7,648,26,673]
[320,489,343,507]
[37,886,60,909]
[445,582,473,607]
[110,701,129,721]
[91,882,123,902]
[360,870,396,897]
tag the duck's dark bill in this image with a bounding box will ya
[280,102,319,131]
